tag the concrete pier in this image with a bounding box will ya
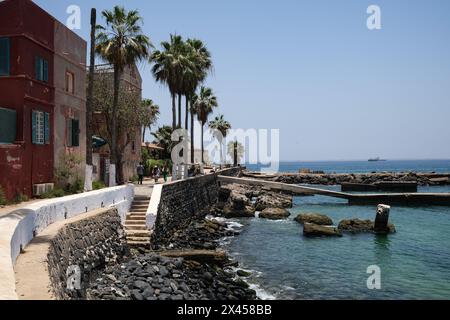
[218,176,450,206]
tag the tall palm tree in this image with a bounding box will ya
[96,6,152,184]
[193,87,218,163]
[183,39,212,163]
[151,34,185,130]
[209,114,231,166]
[141,99,160,142]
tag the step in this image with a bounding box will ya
[126,215,146,221]
[124,224,147,231]
[130,205,148,210]
[132,201,149,206]
[127,240,151,246]
[127,211,146,215]
[125,230,151,237]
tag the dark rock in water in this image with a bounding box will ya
[338,218,396,234]
[295,213,333,226]
[236,269,251,277]
[222,203,255,218]
[303,223,342,237]
[259,207,290,220]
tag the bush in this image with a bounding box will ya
[40,188,65,199]
[13,193,28,204]
[129,175,139,183]
[69,177,84,194]
[92,180,106,190]
[0,186,6,206]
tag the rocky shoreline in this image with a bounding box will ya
[86,210,258,300]
[244,171,450,186]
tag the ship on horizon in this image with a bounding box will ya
[368,157,387,162]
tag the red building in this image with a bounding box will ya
[0,0,86,200]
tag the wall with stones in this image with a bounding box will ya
[150,167,243,246]
[47,207,128,300]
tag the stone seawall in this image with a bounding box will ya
[151,167,243,246]
[47,208,128,300]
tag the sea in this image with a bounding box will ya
[221,160,450,300]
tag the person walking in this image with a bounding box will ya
[136,162,144,185]
[153,166,160,184]
[162,166,169,183]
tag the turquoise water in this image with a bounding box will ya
[225,161,450,300]
[245,159,450,173]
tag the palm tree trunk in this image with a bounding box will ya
[178,94,182,128]
[185,95,189,130]
[86,8,96,167]
[111,65,121,170]
[190,101,194,164]
[142,127,146,143]
[172,93,176,130]
[201,123,204,164]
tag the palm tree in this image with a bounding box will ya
[141,99,160,142]
[152,125,174,159]
[183,39,212,163]
[209,114,231,166]
[151,34,186,130]
[193,87,218,163]
[96,6,152,184]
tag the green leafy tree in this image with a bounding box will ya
[151,125,174,159]
[209,114,231,166]
[141,99,160,142]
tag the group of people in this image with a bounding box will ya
[136,162,169,185]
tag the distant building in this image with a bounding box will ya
[0,0,86,200]
[91,64,142,185]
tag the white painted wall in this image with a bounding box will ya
[0,184,134,300]
[146,184,162,229]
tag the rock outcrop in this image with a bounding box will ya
[303,223,342,237]
[338,218,396,234]
[294,213,333,225]
[259,207,290,220]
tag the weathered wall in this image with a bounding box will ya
[47,207,127,300]
[150,167,243,246]
[53,20,87,180]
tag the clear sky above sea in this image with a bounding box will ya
[33,0,450,161]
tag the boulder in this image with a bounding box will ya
[294,213,333,225]
[303,223,342,237]
[255,192,292,211]
[259,208,290,220]
[338,218,396,234]
[222,203,255,218]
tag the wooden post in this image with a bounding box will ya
[374,204,391,234]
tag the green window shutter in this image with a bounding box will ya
[31,110,37,144]
[0,108,16,143]
[44,112,50,144]
[0,38,10,76]
[43,59,48,82]
[72,119,79,147]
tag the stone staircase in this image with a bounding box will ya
[124,196,152,246]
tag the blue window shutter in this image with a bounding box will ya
[43,59,48,82]
[0,38,10,76]
[31,111,37,144]
[44,112,50,144]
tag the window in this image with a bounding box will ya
[0,107,16,143]
[66,118,79,147]
[31,110,50,145]
[35,56,48,82]
[0,38,10,76]
[65,71,74,93]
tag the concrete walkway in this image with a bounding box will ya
[14,208,110,300]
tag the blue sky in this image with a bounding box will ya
[34,0,450,161]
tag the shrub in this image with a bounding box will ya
[145,159,172,176]
[92,180,106,190]
[40,188,65,199]
[13,193,28,204]
[68,177,84,194]
[129,175,138,183]
[0,186,6,206]
[54,152,82,190]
